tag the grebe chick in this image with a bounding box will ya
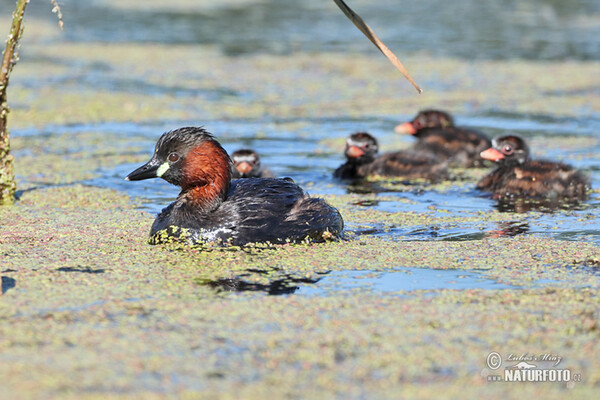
[231,149,274,178]
[476,134,590,200]
[395,109,491,167]
[334,132,448,182]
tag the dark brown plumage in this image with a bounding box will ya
[476,135,590,200]
[334,132,448,182]
[395,109,491,167]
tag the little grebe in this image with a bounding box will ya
[126,127,344,246]
[476,135,590,200]
[395,109,491,167]
[231,149,274,178]
[334,132,448,181]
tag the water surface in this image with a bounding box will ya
[12,0,600,60]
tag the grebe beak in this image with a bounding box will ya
[346,145,365,158]
[125,157,165,181]
[236,161,253,175]
[394,122,417,135]
[480,148,505,162]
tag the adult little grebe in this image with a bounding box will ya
[231,149,274,179]
[476,135,590,200]
[334,132,448,181]
[126,127,343,246]
[395,109,491,167]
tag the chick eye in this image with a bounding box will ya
[503,145,513,155]
[168,152,180,162]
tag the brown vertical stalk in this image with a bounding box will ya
[0,0,28,205]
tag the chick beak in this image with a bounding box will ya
[480,148,505,162]
[394,122,417,135]
[236,161,253,175]
[346,145,365,159]
[125,157,164,181]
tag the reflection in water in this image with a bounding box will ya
[199,276,320,295]
[196,267,519,296]
[345,180,386,195]
[570,258,600,276]
[486,221,530,238]
[351,199,380,207]
[345,179,430,195]
[495,197,589,213]
[197,269,326,295]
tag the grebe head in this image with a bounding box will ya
[232,149,262,177]
[395,109,455,135]
[344,132,379,163]
[480,135,530,166]
[126,127,232,204]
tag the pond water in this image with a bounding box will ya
[297,267,533,295]
[198,267,519,296]
[7,0,600,294]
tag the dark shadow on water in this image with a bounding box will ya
[199,276,321,295]
[344,180,386,195]
[1,276,16,295]
[344,179,431,195]
[14,186,44,201]
[56,267,106,274]
[197,270,325,295]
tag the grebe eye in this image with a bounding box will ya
[503,145,513,155]
[168,152,180,162]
